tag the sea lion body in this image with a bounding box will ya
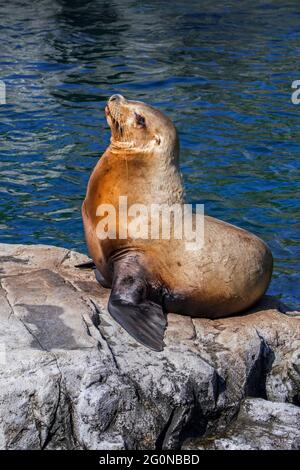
[82,94,273,349]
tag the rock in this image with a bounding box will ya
[0,243,299,450]
[183,398,300,450]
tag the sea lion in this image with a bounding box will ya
[80,94,273,351]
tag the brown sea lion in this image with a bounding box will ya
[79,94,273,351]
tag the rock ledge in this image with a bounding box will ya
[0,243,299,450]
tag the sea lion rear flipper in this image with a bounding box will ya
[108,261,167,351]
[95,269,111,288]
[75,261,111,288]
[75,261,95,269]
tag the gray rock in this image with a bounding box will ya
[183,398,300,450]
[0,243,299,450]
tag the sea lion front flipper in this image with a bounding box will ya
[109,297,167,351]
[108,260,167,351]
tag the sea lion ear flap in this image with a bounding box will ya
[107,262,167,351]
[154,135,161,145]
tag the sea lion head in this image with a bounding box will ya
[105,94,178,159]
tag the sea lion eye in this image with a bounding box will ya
[134,112,146,128]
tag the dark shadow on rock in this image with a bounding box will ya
[245,333,275,399]
[18,304,81,351]
[155,374,226,450]
[248,294,296,315]
[188,295,296,322]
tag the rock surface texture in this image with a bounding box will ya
[0,243,299,450]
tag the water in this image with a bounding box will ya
[0,0,299,308]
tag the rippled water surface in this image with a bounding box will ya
[0,0,299,307]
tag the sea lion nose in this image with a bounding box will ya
[109,94,125,103]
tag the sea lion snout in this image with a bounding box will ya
[109,94,125,103]
[105,94,178,157]
[105,94,125,118]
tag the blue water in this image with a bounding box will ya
[0,0,299,308]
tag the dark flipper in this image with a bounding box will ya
[109,297,167,351]
[75,261,95,269]
[108,256,167,351]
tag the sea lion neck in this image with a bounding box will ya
[109,140,137,152]
[107,142,178,169]
[99,143,185,206]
